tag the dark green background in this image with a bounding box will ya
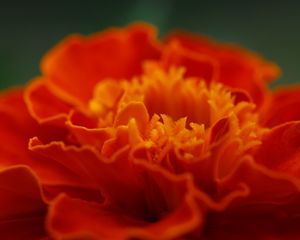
[1,1,299,89]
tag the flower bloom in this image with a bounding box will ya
[1,23,300,239]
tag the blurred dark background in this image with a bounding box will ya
[1,0,299,89]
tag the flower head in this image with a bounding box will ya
[1,23,300,239]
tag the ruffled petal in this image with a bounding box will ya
[29,138,145,213]
[0,86,70,146]
[29,137,104,200]
[47,163,203,239]
[41,23,161,108]
[0,90,87,193]
[261,85,300,127]
[114,101,149,133]
[66,110,113,149]
[0,88,37,169]
[219,157,300,206]
[30,138,210,239]
[161,41,218,82]
[165,31,280,82]
[0,166,47,239]
[206,157,300,239]
[24,78,72,126]
[165,32,280,105]
[254,121,300,177]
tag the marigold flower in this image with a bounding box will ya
[1,23,300,239]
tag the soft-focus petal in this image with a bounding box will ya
[24,78,72,126]
[29,138,142,210]
[66,110,113,149]
[47,163,203,240]
[165,31,280,82]
[0,166,47,239]
[165,32,280,105]
[261,85,300,127]
[207,157,300,239]
[0,88,37,169]
[41,23,161,108]
[254,121,300,177]
[161,41,218,82]
[0,89,97,201]
[29,137,104,201]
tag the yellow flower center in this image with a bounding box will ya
[89,64,265,179]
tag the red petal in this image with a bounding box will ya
[24,78,72,126]
[161,41,218,82]
[42,185,103,204]
[210,117,230,144]
[0,89,38,167]
[47,163,203,239]
[0,86,69,147]
[230,89,252,104]
[0,90,87,192]
[29,138,144,211]
[41,23,161,108]
[29,137,102,190]
[165,32,280,105]
[165,32,280,82]
[0,88,37,145]
[114,101,149,133]
[66,110,113,150]
[219,157,300,206]
[31,139,208,238]
[254,121,300,177]
[208,157,300,239]
[261,85,300,127]
[0,166,47,239]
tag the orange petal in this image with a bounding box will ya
[206,211,300,240]
[261,85,300,127]
[31,138,207,239]
[0,86,69,148]
[41,23,161,108]
[0,90,87,192]
[24,78,72,126]
[165,32,280,105]
[114,101,149,133]
[219,156,300,206]
[0,166,47,239]
[230,89,252,104]
[254,121,300,177]
[210,117,230,144]
[47,163,203,239]
[208,157,300,239]
[29,137,102,190]
[0,89,36,168]
[29,138,144,213]
[165,31,280,82]
[29,137,103,202]
[66,110,113,150]
[42,185,103,204]
[161,41,218,82]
